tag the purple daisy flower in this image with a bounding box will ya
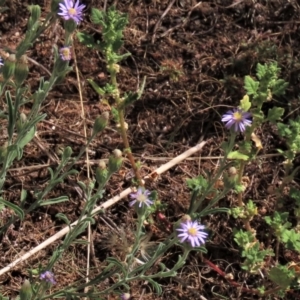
[59,46,71,61]
[58,0,85,24]
[39,271,56,285]
[221,108,252,133]
[177,220,208,247]
[0,57,3,66]
[129,187,153,208]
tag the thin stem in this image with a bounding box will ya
[110,67,143,186]
[118,109,143,186]
[237,161,245,207]
[237,161,252,232]
[263,286,284,297]
[236,131,253,232]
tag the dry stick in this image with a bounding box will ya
[27,57,51,77]
[7,153,282,172]
[151,0,176,44]
[0,141,206,276]
[159,1,203,39]
[72,42,92,290]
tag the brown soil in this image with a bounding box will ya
[1,0,300,299]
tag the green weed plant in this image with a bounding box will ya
[0,1,299,299]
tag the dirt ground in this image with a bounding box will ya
[1,0,300,299]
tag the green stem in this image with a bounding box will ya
[110,66,143,186]
[237,161,245,207]
[236,131,253,232]
[262,286,284,297]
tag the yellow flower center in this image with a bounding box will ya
[60,48,71,60]
[233,111,242,121]
[137,194,147,203]
[62,49,70,56]
[68,8,76,15]
[188,227,197,236]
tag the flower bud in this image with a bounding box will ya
[14,55,29,86]
[16,112,28,133]
[16,113,27,132]
[96,160,108,186]
[181,214,192,223]
[98,159,106,169]
[29,5,41,22]
[62,146,72,161]
[228,166,237,176]
[50,0,61,13]
[93,112,109,135]
[53,48,70,75]
[112,63,120,73]
[112,149,122,158]
[108,149,123,174]
[2,54,16,80]
[20,112,27,123]
[19,279,32,300]
[116,122,128,133]
[65,19,77,33]
[55,145,64,156]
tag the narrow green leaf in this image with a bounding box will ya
[62,146,72,164]
[200,207,229,216]
[6,91,14,140]
[47,167,54,179]
[40,196,69,206]
[227,151,249,161]
[18,126,35,148]
[72,239,90,245]
[0,197,24,220]
[20,189,27,203]
[55,213,70,225]
[118,92,139,110]
[16,145,23,160]
[106,257,125,270]
[146,278,162,295]
[87,79,105,96]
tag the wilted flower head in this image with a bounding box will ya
[139,233,157,261]
[221,108,252,133]
[58,0,85,24]
[177,220,208,247]
[59,46,72,61]
[120,293,131,300]
[39,271,56,285]
[0,57,3,66]
[129,187,153,208]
